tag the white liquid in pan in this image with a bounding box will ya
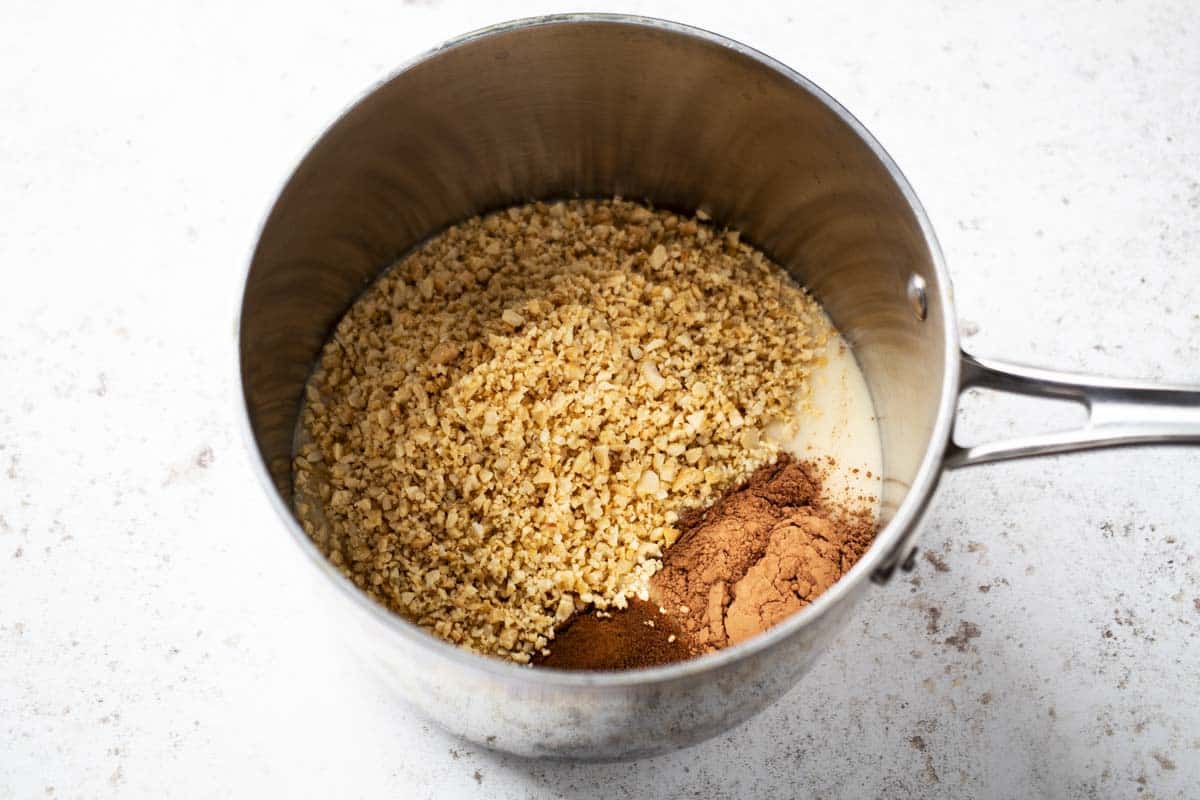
[783,326,883,518]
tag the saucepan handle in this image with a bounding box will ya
[871,350,1200,582]
[945,350,1200,468]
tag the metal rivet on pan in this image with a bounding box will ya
[907,274,928,321]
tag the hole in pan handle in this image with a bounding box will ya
[872,350,1200,583]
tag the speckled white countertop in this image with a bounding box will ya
[2,1,1198,797]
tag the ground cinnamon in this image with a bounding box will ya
[534,599,696,670]
[535,455,875,669]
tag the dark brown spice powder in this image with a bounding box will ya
[535,599,696,670]
[536,455,876,670]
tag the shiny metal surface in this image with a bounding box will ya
[236,15,1196,760]
[946,351,1200,468]
[876,351,1200,583]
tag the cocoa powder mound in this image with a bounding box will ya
[536,455,876,669]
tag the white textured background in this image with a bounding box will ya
[2,1,1198,797]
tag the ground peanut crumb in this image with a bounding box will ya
[293,198,829,661]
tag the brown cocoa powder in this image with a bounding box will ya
[536,455,875,669]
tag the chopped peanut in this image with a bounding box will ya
[293,199,828,661]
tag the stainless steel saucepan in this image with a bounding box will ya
[236,14,1200,760]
